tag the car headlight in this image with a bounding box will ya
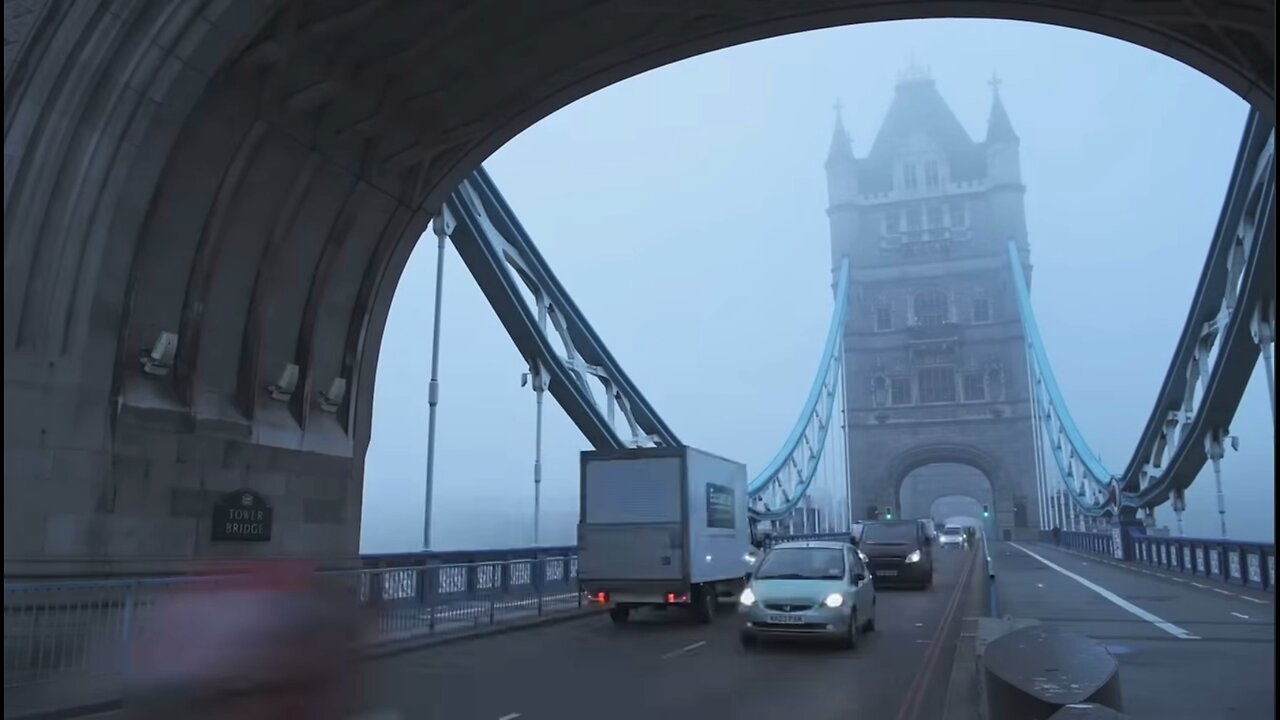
[742,551,758,565]
[905,549,922,563]
[739,588,756,606]
[822,592,844,608]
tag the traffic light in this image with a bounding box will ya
[884,506,893,519]
[982,505,990,518]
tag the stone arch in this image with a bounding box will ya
[887,444,1006,509]
[902,467,995,522]
[2,0,1267,569]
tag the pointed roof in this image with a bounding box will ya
[826,99,854,166]
[855,71,985,193]
[985,73,1018,143]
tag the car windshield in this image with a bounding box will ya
[860,522,920,544]
[755,547,845,580]
[941,527,963,537]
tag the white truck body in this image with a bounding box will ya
[578,446,751,609]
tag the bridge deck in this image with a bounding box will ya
[993,541,1274,720]
[366,549,983,719]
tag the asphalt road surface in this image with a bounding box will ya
[367,547,980,720]
[994,541,1274,720]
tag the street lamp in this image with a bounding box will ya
[522,366,546,545]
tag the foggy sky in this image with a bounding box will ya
[360,18,1274,552]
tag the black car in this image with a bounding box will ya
[857,520,934,589]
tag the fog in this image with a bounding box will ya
[361,18,1274,553]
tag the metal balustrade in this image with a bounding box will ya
[3,551,581,716]
[1049,529,1274,592]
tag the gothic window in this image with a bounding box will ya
[913,289,949,327]
[962,372,986,402]
[905,205,922,231]
[917,366,956,404]
[883,208,901,234]
[890,377,913,405]
[927,202,945,228]
[985,365,1005,401]
[874,304,893,331]
[903,164,919,190]
[924,160,940,188]
[872,374,889,407]
[973,294,992,323]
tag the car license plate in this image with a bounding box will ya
[766,614,805,624]
[876,570,899,577]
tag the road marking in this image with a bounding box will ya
[1238,595,1269,605]
[1212,588,1234,596]
[1036,583,1044,588]
[498,714,521,720]
[1231,612,1250,619]
[1191,582,1209,588]
[660,640,706,659]
[1009,543,1199,640]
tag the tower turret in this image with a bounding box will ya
[825,99,858,206]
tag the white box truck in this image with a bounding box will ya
[577,446,753,625]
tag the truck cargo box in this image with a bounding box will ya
[578,446,751,587]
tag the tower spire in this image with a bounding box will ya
[985,72,1018,143]
[826,98,854,166]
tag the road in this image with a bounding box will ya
[994,541,1275,720]
[366,547,980,720]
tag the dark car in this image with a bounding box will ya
[857,520,934,589]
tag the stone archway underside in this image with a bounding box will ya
[900,464,994,521]
[3,0,1273,573]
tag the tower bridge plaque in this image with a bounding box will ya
[211,489,273,542]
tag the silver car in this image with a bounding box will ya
[738,541,877,649]
[938,525,967,549]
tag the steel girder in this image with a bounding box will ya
[748,258,850,521]
[443,167,681,450]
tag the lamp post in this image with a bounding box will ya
[423,213,451,550]
[522,363,546,546]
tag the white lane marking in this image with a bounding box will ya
[1212,588,1234,596]
[1009,543,1199,640]
[1238,595,1269,605]
[1036,583,1044,588]
[660,640,706,659]
[498,714,522,720]
[1231,612,1250,620]
[1190,582,1209,588]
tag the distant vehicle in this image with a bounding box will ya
[858,520,934,589]
[738,540,876,650]
[917,518,937,544]
[577,446,753,625]
[938,525,967,549]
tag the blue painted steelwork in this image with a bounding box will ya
[1007,241,1116,517]
[1007,111,1275,519]
[747,258,850,520]
[444,168,681,449]
[1120,112,1275,511]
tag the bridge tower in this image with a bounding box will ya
[827,67,1041,539]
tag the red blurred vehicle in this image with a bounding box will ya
[122,561,377,720]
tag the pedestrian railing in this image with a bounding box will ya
[3,553,581,716]
[1048,529,1274,592]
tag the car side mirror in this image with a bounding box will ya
[853,573,866,584]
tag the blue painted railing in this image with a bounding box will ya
[1049,530,1274,592]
